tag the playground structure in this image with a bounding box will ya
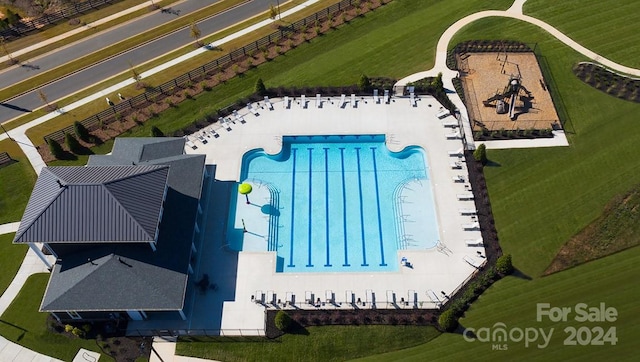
[455,51,560,132]
[482,77,532,120]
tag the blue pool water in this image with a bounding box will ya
[239,135,438,273]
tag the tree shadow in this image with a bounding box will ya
[0,102,32,113]
[73,145,94,156]
[286,320,310,336]
[454,322,475,337]
[56,151,78,161]
[485,159,501,167]
[511,267,532,280]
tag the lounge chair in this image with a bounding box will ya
[264,96,273,110]
[184,138,197,150]
[452,174,465,183]
[345,290,355,306]
[465,238,484,247]
[446,130,461,139]
[255,290,264,304]
[196,134,208,144]
[247,103,259,116]
[462,222,480,230]
[233,110,245,124]
[300,94,307,109]
[325,290,334,303]
[442,119,458,128]
[316,94,321,108]
[426,289,441,308]
[286,292,294,306]
[436,108,450,119]
[305,291,313,305]
[408,290,417,308]
[410,92,416,107]
[365,289,375,308]
[373,89,380,104]
[459,208,477,215]
[463,255,482,269]
[451,161,463,169]
[339,94,346,108]
[283,96,290,109]
[266,290,276,305]
[351,94,357,108]
[383,89,390,104]
[457,193,474,200]
[386,290,396,307]
[448,148,463,157]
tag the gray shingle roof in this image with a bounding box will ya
[14,165,168,243]
[110,137,186,163]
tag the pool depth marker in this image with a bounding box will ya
[371,147,387,266]
[339,148,350,267]
[324,148,332,267]
[356,147,369,267]
[288,148,297,268]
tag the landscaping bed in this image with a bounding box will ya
[573,62,640,102]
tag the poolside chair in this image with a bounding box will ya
[247,103,259,116]
[206,127,219,138]
[325,290,334,304]
[284,96,290,109]
[300,94,307,109]
[305,291,313,305]
[383,89,390,104]
[408,290,417,308]
[450,161,463,169]
[442,119,458,128]
[386,290,396,307]
[463,255,482,269]
[452,174,465,183]
[184,137,197,150]
[410,92,416,107]
[459,208,477,215]
[255,290,265,304]
[264,96,273,110]
[465,238,484,247]
[316,94,321,108]
[267,290,276,305]
[233,110,246,124]
[462,222,481,230]
[446,130,461,139]
[436,107,450,119]
[345,290,355,307]
[448,148,464,157]
[286,292,294,307]
[365,289,375,308]
[196,133,208,144]
[457,193,474,200]
[351,94,357,108]
[426,290,441,308]
[339,94,346,108]
[373,89,380,104]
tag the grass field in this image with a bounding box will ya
[357,246,640,361]
[0,233,27,296]
[0,274,104,361]
[525,0,640,69]
[177,326,440,361]
[0,139,37,224]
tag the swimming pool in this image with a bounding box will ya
[237,135,439,273]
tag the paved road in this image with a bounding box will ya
[0,0,274,123]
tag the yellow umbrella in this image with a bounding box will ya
[239,182,252,204]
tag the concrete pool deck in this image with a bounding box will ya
[182,94,486,334]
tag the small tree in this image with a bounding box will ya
[73,121,91,142]
[269,4,277,20]
[0,36,15,63]
[190,21,202,46]
[48,138,64,159]
[151,126,164,137]
[129,61,141,87]
[274,310,292,332]
[255,78,267,96]
[38,89,50,108]
[438,309,458,332]
[358,74,371,91]
[496,254,514,275]
[65,133,82,154]
[473,143,487,165]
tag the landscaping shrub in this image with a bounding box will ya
[473,143,487,165]
[358,74,371,92]
[73,121,91,143]
[438,310,458,332]
[48,138,64,159]
[275,310,292,332]
[151,126,164,137]
[496,254,514,275]
[65,133,82,154]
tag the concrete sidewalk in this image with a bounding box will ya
[0,1,158,64]
[0,222,20,235]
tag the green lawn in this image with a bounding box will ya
[0,233,27,296]
[356,246,640,361]
[177,325,440,361]
[0,274,104,361]
[0,139,37,224]
[525,0,640,69]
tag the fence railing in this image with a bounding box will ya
[0,151,12,166]
[43,0,367,144]
[0,0,117,40]
[128,328,267,338]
